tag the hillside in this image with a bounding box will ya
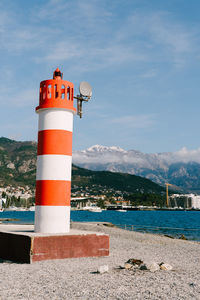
[0,137,164,194]
[0,137,37,188]
[72,165,164,194]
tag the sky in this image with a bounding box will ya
[0,0,200,154]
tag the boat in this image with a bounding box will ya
[88,207,102,213]
[82,204,102,212]
[116,209,127,212]
[4,206,18,211]
[29,206,35,211]
[16,207,28,211]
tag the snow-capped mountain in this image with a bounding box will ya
[73,145,200,192]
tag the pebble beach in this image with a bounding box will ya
[0,222,200,300]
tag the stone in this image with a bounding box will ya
[124,263,133,269]
[160,263,173,271]
[124,258,143,270]
[140,262,160,272]
[7,162,15,169]
[97,265,109,274]
[164,234,174,239]
[126,258,143,266]
[179,234,187,240]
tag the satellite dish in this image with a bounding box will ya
[74,81,92,118]
[79,81,92,98]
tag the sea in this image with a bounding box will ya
[1,210,200,241]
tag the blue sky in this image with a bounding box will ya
[0,0,200,153]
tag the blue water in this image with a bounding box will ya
[1,210,200,241]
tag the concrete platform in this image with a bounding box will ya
[0,224,109,263]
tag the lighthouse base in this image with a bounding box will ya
[0,224,109,263]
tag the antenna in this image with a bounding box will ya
[79,81,92,98]
[74,81,92,118]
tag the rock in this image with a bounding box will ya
[160,263,173,271]
[103,223,116,228]
[140,262,160,272]
[97,265,109,274]
[126,258,143,266]
[18,159,36,173]
[189,283,195,287]
[164,234,174,239]
[124,258,143,270]
[7,162,15,169]
[124,263,133,269]
[179,234,187,240]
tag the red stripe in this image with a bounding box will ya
[36,180,71,206]
[37,130,72,155]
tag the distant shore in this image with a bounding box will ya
[2,205,200,212]
[0,222,200,299]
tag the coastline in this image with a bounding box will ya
[0,222,200,299]
[1,210,200,241]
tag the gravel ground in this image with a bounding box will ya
[0,222,200,300]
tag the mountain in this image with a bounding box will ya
[0,137,199,193]
[73,145,200,193]
[0,137,164,195]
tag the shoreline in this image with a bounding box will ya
[0,222,200,299]
[0,219,200,242]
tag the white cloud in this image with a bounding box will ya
[36,0,112,24]
[0,87,37,107]
[44,42,83,62]
[110,114,156,129]
[0,113,37,142]
[147,13,195,67]
[115,11,197,68]
[149,14,192,53]
[0,2,197,74]
[140,69,157,78]
[164,147,200,164]
[73,145,200,168]
[40,32,147,71]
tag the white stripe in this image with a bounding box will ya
[36,155,72,180]
[35,206,70,233]
[38,109,73,132]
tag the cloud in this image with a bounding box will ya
[110,114,156,129]
[0,2,197,74]
[149,14,192,53]
[140,69,157,78]
[36,0,112,24]
[45,45,146,74]
[72,145,143,166]
[115,11,197,68]
[0,113,37,142]
[147,13,195,67]
[160,147,200,164]
[35,0,69,20]
[0,87,37,108]
[44,42,82,62]
[73,145,200,168]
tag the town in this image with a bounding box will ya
[1,184,200,211]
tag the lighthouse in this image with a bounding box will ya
[0,69,109,263]
[34,68,76,233]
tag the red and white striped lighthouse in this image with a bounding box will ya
[34,68,76,233]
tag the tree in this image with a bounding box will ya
[97,199,105,209]
[2,191,6,198]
